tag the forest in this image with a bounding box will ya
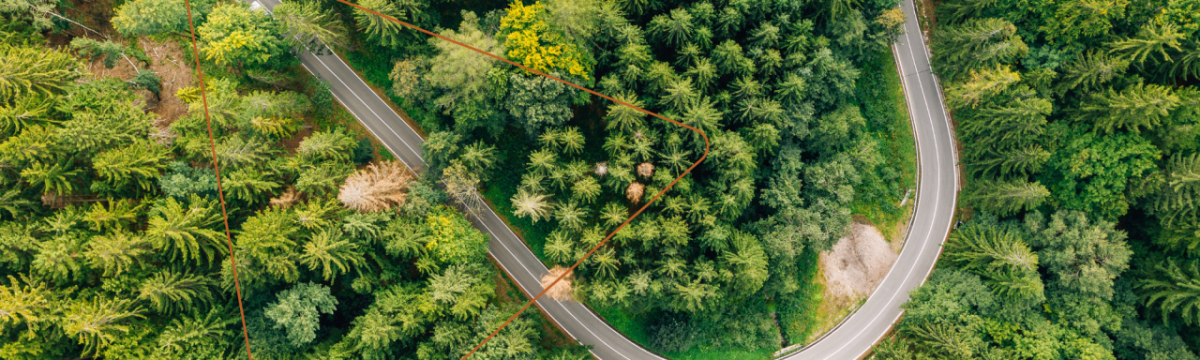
[0,0,592,359]
[870,0,1200,359]
[366,0,914,357]
[0,0,922,357]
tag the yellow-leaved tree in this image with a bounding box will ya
[498,1,594,80]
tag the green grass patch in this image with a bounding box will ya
[850,48,918,236]
[592,304,654,347]
[776,248,823,345]
[663,348,777,360]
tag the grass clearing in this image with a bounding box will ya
[850,48,918,240]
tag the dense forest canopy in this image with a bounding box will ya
[1,0,924,356]
[873,0,1200,358]
[0,0,591,358]
[375,0,916,354]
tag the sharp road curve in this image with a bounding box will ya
[255,0,957,357]
[778,0,959,358]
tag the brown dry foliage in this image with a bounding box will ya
[271,187,302,209]
[626,182,644,203]
[540,266,574,302]
[338,161,413,212]
[140,37,193,125]
[637,162,654,178]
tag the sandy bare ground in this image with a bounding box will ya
[820,223,898,300]
[802,222,899,344]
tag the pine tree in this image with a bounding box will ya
[427,264,489,320]
[0,189,33,219]
[338,161,412,212]
[264,282,338,347]
[1083,83,1179,134]
[274,0,348,52]
[1173,42,1200,81]
[297,129,357,162]
[591,247,620,279]
[545,230,575,264]
[249,116,296,139]
[605,92,647,133]
[0,274,54,332]
[661,77,697,112]
[146,194,225,264]
[968,145,1051,178]
[1140,259,1200,325]
[70,38,128,69]
[20,158,79,196]
[541,266,574,301]
[61,297,143,354]
[511,188,553,223]
[931,18,1026,80]
[647,8,695,47]
[154,308,236,358]
[0,94,56,135]
[963,96,1050,145]
[299,229,362,282]
[0,44,83,103]
[83,231,150,277]
[722,230,769,296]
[946,224,1038,274]
[572,177,602,204]
[224,167,282,204]
[967,179,1050,216]
[441,163,484,214]
[458,141,497,173]
[945,66,1020,108]
[1055,51,1130,94]
[686,57,718,91]
[92,140,170,192]
[84,199,141,232]
[1107,22,1185,64]
[136,270,215,314]
[556,201,589,231]
[1152,153,1200,227]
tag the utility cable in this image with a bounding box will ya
[333,2,710,359]
[182,1,254,358]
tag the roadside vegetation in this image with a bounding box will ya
[871,0,1200,358]
[0,1,586,359]
[335,0,917,357]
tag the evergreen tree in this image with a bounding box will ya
[1107,22,1184,64]
[967,179,1051,216]
[1082,83,1179,134]
[264,282,338,348]
[274,0,348,51]
[1139,258,1200,326]
[145,194,225,264]
[0,44,82,103]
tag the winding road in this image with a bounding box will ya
[255,0,957,357]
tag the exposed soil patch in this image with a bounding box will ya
[140,37,193,125]
[802,222,900,344]
[916,0,940,36]
[820,223,898,300]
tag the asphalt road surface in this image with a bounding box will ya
[253,0,956,357]
[778,0,959,358]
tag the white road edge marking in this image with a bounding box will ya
[813,2,948,358]
[310,48,424,162]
